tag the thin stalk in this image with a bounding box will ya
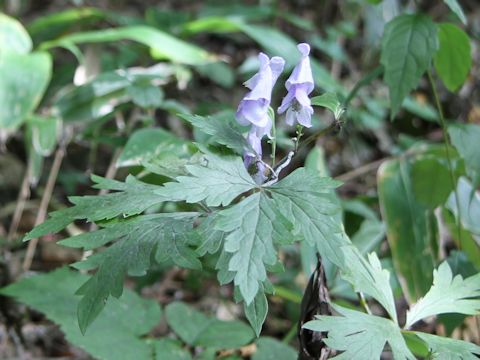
[427,70,462,246]
[270,112,277,167]
[358,292,372,315]
[7,164,31,242]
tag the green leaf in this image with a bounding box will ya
[303,304,415,360]
[252,337,297,360]
[380,14,438,118]
[117,127,194,167]
[244,291,268,337]
[26,115,61,156]
[377,158,438,302]
[270,168,348,268]
[444,0,467,25]
[446,177,480,236]
[434,23,471,92]
[0,51,52,129]
[0,13,32,54]
[179,111,250,155]
[165,302,254,349]
[24,175,166,240]
[215,192,292,304]
[0,268,161,360]
[156,153,256,207]
[153,339,192,360]
[405,261,480,329]
[40,25,215,65]
[414,332,480,359]
[67,213,200,333]
[340,246,397,322]
[127,82,164,108]
[411,156,452,208]
[449,124,480,185]
[311,92,345,120]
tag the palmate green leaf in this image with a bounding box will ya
[340,245,397,322]
[270,168,348,268]
[215,192,292,304]
[24,175,166,240]
[179,111,250,155]
[443,0,467,25]
[414,332,480,359]
[165,302,254,349]
[156,152,256,207]
[311,92,345,120]
[434,23,471,92]
[62,213,200,334]
[380,14,438,118]
[303,304,415,360]
[39,25,215,65]
[405,261,480,329]
[0,268,162,360]
[449,124,480,186]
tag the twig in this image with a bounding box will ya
[334,157,387,182]
[22,145,66,271]
[7,164,31,242]
[358,292,372,315]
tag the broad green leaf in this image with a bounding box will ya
[26,115,61,156]
[24,175,167,240]
[405,261,480,328]
[127,82,164,108]
[446,177,480,236]
[165,302,254,349]
[270,168,348,268]
[244,291,268,337]
[444,0,467,25]
[0,51,52,129]
[449,124,480,185]
[215,192,292,304]
[380,14,438,118]
[179,111,250,155]
[411,156,452,208]
[195,61,235,88]
[304,304,415,360]
[156,153,256,207]
[40,25,215,65]
[434,23,471,92]
[377,158,438,302]
[0,268,161,360]
[0,13,32,54]
[66,213,200,333]
[252,337,297,360]
[402,96,438,123]
[340,246,397,322]
[117,127,194,167]
[350,218,385,255]
[414,332,480,359]
[154,339,192,360]
[311,92,345,120]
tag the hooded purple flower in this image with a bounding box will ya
[278,43,314,128]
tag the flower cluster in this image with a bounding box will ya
[235,43,314,182]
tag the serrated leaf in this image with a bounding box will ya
[117,127,194,167]
[270,168,348,268]
[24,175,166,240]
[434,23,471,92]
[156,153,256,207]
[244,291,268,337]
[380,14,438,118]
[63,213,199,333]
[414,332,480,359]
[165,302,254,349]
[303,304,415,360]
[448,124,480,186]
[444,0,467,25]
[340,246,397,322]
[215,192,292,304]
[405,261,480,329]
[252,337,297,360]
[153,339,192,360]
[311,92,345,120]
[0,268,161,360]
[179,111,250,154]
[195,213,226,256]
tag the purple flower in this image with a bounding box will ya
[236,53,285,132]
[278,43,314,128]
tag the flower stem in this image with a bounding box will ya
[427,70,462,246]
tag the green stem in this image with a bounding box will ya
[271,113,277,167]
[427,70,462,247]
